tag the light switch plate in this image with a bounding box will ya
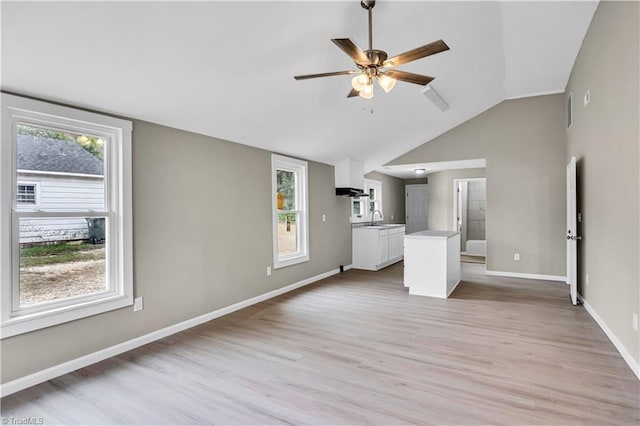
[134,297,143,312]
[514,253,520,261]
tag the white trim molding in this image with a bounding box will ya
[271,154,310,269]
[0,264,352,397]
[1,93,133,338]
[485,270,566,282]
[506,89,564,101]
[579,294,640,380]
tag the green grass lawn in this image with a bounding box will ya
[20,243,105,268]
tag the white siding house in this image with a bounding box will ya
[17,135,104,244]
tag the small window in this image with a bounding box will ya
[351,179,383,223]
[17,184,36,205]
[272,154,309,269]
[1,93,133,338]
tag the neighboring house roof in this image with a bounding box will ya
[17,135,103,176]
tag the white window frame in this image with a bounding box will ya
[0,93,133,338]
[351,179,383,223]
[16,181,40,207]
[271,154,309,269]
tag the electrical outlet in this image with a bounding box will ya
[514,253,520,261]
[391,214,394,220]
[585,273,589,285]
[134,297,143,312]
[267,266,272,276]
[633,313,638,332]
[584,90,590,106]
[322,214,326,222]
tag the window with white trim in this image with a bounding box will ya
[351,179,383,223]
[1,93,133,338]
[272,154,309,268]
[16,183,37,205]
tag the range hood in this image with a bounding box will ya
[335,159,366,197]
[336,187,368,197]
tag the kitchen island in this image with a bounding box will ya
[404,230,461,298]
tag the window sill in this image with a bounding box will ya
[1,294,132,339]
[273,253,309,269]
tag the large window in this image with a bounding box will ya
[1,94,133,338]
[272,154,309,268]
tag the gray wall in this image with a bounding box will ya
[388,95,566,276]
[1,120,352,384]
[403,177,428,185]
[426,168,486,232]
[565,2,639,365]
[365,171,406,224]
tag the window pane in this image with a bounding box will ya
[353,200,361,216]
[277,213,298,256]
[370,201,375,214]
[276,170,295,210]
[19,217,107,307]
[17,184,36,204]
[16,124,106,211]
[369,188,375,199]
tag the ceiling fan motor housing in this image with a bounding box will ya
[359,49,388,68]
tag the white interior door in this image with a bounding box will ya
[406,184,428,234]
[567,156,578,305]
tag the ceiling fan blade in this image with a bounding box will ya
[331,38,370,65]
[385,39,449,67]
[347,88,360,98]
[294,70,358,80]
[383,70,434,86]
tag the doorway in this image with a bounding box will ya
[405,184,428,234]
[453,178,486,264]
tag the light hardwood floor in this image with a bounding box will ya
[2,263,638,425]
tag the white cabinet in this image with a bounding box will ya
[378,231,389,265]
[388,227,405,262]
[404,231,461,298]
[352,225,405,271]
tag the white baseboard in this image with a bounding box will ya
[485,270,566,282]
[447,279,462,298]
[0,264,352,397]
[578,294,640,380]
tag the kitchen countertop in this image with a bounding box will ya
[359,224,406,230]
[404,230,460,239]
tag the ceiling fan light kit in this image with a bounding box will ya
[294,0,449,100]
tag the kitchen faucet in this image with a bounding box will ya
[370,209,383,225]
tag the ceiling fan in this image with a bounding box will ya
[294,0,449,99]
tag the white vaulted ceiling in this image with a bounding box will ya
[1,1,598,172]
